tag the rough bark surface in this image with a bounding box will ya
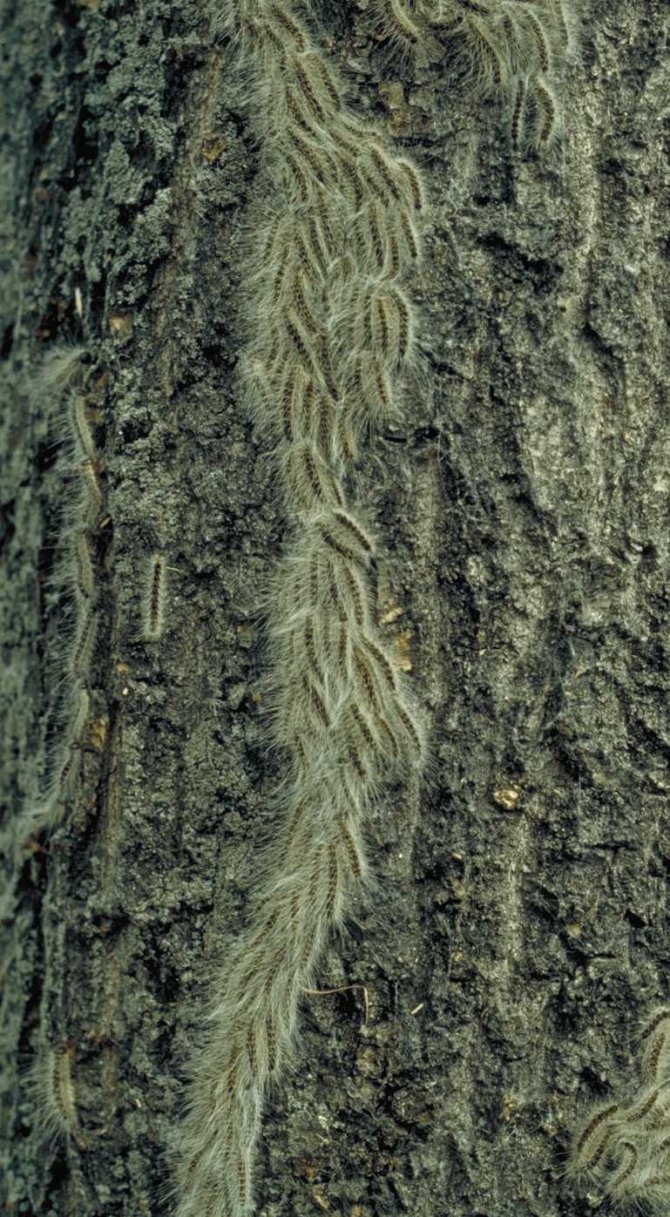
[1,1,669,1216]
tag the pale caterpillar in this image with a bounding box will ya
[174,2,427,1215]
[568,1007,670,1212]
[23,349,102,833]
[141,552,169,642]
[26,1042,80,1146]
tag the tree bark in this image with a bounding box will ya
[1,1,669,1215]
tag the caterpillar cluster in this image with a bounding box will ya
[568,1008,670,1212]
[175,3,427,1216]
[374,0,574,147]
[26,348,103,833]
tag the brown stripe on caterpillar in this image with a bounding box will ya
[286,265,320,330]
[284,309,323,375]
[357,358,394,419]
[324,556,341,616]
[525,9,551,74]
[384,224,403,280]
[534,80,557,144]
[556,0,571,47]
[353,647,383,711]
[641,1009,670,1041]
[359,200,386,271]
[367,144,410,206]
[356,282,373,350]
[313,382,338,460]
[318,521,369,568]
[642,1030,667,1083]
[265,3,307,52]
[258,213,296,279]
[651,1131,670,1165]
[363,636,398,691]
[294,56,332,125]
[348,742,368,783]
[510,78,526,146]
[302,674,330,728]
[349,704,378,754]
[374,711,400,758]
[387,285,413,362]
[337,415,359,464]
[249,15,286,62]
[325,842,341,918]
[247,1026,258,1077]
[395,157,426,211]
[500,13,518,55]
[331,509,374,556]
[296,445,342,509]
[338,151,366,212]
[283,84,317,137]
[235,1152,250,1211]
[367,143,418,210]
[397,208,421,262]
[308,550,321,608]
[280,364,299,442]
[624,1085,664,1125]
[289,128,336,189]
[337,817,364,880]
[298,50,341,113]
[317,336,340,409]
[301,214,331,277]
[372,294,393,361]
[284,149,312,202]
[338,563,367,627]
[334,621,350,680]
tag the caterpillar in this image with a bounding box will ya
[141,552,169,643]
[26,1042,80,1146]
[174,3,427,1215]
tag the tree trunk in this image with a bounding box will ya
[2,1,669,1216]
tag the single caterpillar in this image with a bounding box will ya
[175,2,427,1215]
[141,552,169,642]
[26,1042,80,1146]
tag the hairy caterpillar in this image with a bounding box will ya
[141,552,169,642]
[175,2,427,1215]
